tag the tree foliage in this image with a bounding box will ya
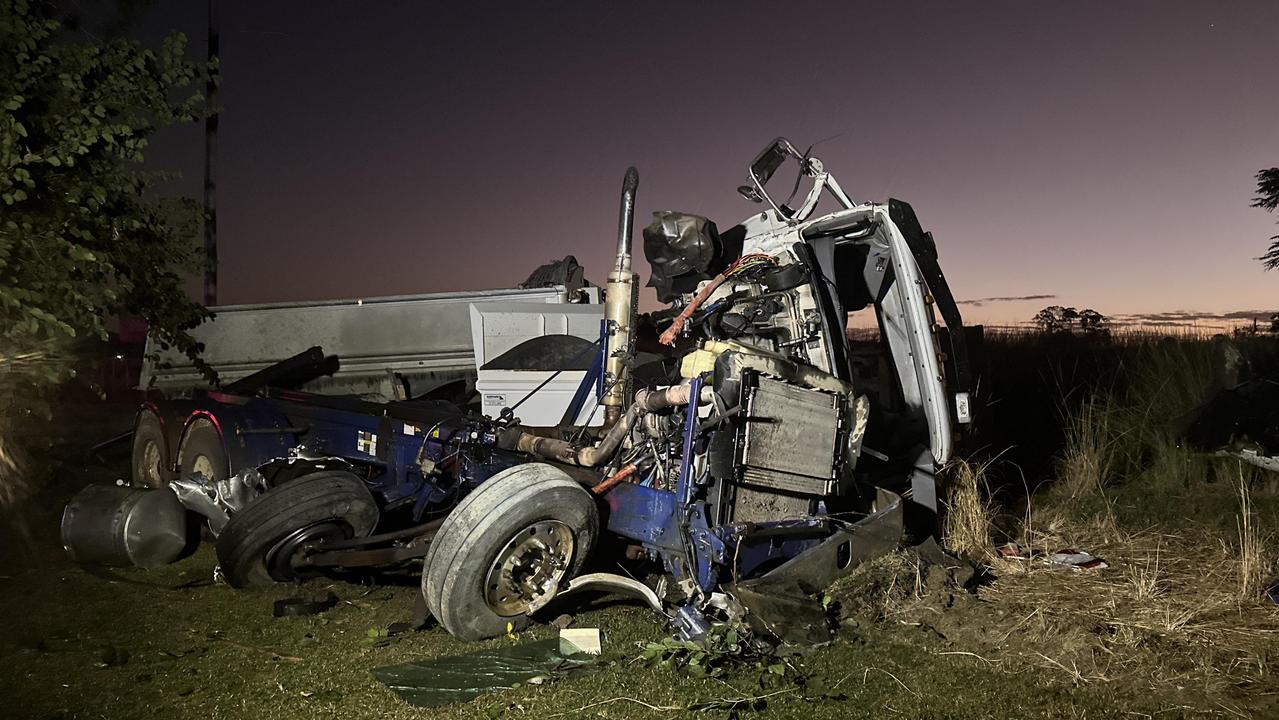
[1033,305,1110,336]
[0,0,215,388]
[1254,167,1279,270]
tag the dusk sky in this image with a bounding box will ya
[136,1,1279,329]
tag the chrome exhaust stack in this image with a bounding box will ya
[602,166,639,425]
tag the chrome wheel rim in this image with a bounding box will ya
[484,520,574,617]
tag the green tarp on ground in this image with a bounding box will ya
[372,638,598,708]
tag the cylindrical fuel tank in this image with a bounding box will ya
[61,484,190,568]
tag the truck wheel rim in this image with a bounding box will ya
[485,520,574,617]
[140,441,163,487]
[265,520,352,582]
[192,455,216,480]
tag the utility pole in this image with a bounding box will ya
[203,0,219,306]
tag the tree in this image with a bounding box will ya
[1033,305,1110,336]
[0,0,216,390]
[1,0,216,503]
[1254,168,1279,270]
[1076,308,1111,337]
[1033,305,1078,333]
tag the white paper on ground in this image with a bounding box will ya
[559,628,602,655]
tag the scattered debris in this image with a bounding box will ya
[1043,550,1109,571]
[996,544,1108,571]
[559,628,601,655]
[272,592,339,618]
[95,643,129,668]
[386,620,419,636]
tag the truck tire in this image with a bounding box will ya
[423,463,597,641]
[178,417,228,483]
[216,470,379,587]
[131,411,171,488]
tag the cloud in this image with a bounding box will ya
[1109,309,1276,327]
[959,294,1057,307]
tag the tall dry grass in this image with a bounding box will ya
[942,459,994,561]
[1056,395,1129,499]
[978,336,1279,699]
[1235,473,1266,602]
[1052,341,1215,500]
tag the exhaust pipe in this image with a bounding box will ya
[614,166,639,274]
[510,383,709,467]
[603,166,640,424]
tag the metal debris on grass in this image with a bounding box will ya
[996,544,1109,571]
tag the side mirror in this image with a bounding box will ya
[739,137,804,211]
[750,138,798,188]
[736,184,765,203]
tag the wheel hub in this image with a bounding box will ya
[265,520,352,582]
[484,520,574,617]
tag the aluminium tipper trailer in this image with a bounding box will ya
[131,283,601,491]
[141,284,593,398]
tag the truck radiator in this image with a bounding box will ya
[735,374,845,501]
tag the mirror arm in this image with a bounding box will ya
[793,172,827,221]
[824,174,855,209]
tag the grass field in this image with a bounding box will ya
[1,333,1276,718]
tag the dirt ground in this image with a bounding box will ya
[0,401,1275,719]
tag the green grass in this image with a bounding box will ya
[0,546,1189,720]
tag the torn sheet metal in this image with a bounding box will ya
[729,488,904,646]
[168,468,267,537]
[996,544,1109,571]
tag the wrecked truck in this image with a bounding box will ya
[63,138,972,643]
